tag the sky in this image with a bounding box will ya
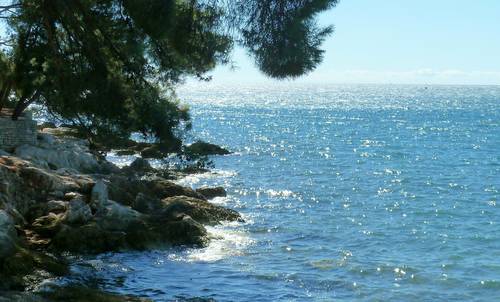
[208,0,500,85]
[2,1,499,85]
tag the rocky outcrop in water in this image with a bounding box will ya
[196,186,227,199]
[0,129,241,293]
[185,140,231,156]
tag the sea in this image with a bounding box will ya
[60,84,500,301]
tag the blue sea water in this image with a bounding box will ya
[69,84,499,301]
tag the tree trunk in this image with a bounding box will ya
[0,81,10,112]
[11,96,28,120]
[0,84,5,113]
[11,91,39,120]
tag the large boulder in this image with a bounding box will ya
[132,193,163,214]
[161,196,241,225]
[0,248,69,291]
[196,186,227,199]
[152,214,208,246]
[37,132,56,145]
[64,198,92,225]
[0,156,95,220]
[19,166,81,194]
[140,143,180,159]
[122,158,153,175]
[148,179,206,200]
[185,141,231,156]
[14,144,100,173]
[94,200,143,231]
[51,223,127,253]
[50,200,145,254]
[90,180,108,209]
[107,176,204,207]
[31,213,65,237]
[90,181,143,230]
[13,130,120,174]
[34,285,153,302]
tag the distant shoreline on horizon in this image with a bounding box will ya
[179,81,500,88]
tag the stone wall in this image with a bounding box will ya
[0,113,37,152]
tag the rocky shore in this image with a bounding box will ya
[0,126,237,301]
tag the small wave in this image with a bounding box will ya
[310,259,336,271]
[265,189,297,198]
[169,220,253,263]
[480,280,500,289]
[175,169,237,186]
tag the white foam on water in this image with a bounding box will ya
[209,196,229,206]
[265,189,297,198]
[175,169,237,187]
[187,225,253,262]
[168,217,254,263]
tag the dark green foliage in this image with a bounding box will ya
[0,50,15,111]
[0,0,337,149]
[229,0,339,78]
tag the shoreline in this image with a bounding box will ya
[0,125,239,301]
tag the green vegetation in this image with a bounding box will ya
[0,0,338,150]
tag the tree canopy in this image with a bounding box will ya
[0,0,338,150]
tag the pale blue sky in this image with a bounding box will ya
[208,0,500,85]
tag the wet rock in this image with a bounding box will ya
[0,127,244,287]
[0,248,69,291]
[36,285,153,302]
[51,217,153,253]
[196,186,227,199]
[185,141,231,156]
[161,196,241,225]
[51,223,122,253]
[155,214,208,246]
[132,193,163,214]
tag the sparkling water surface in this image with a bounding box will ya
[66,84,500,301]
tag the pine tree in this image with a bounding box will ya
[0,0,338,150]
